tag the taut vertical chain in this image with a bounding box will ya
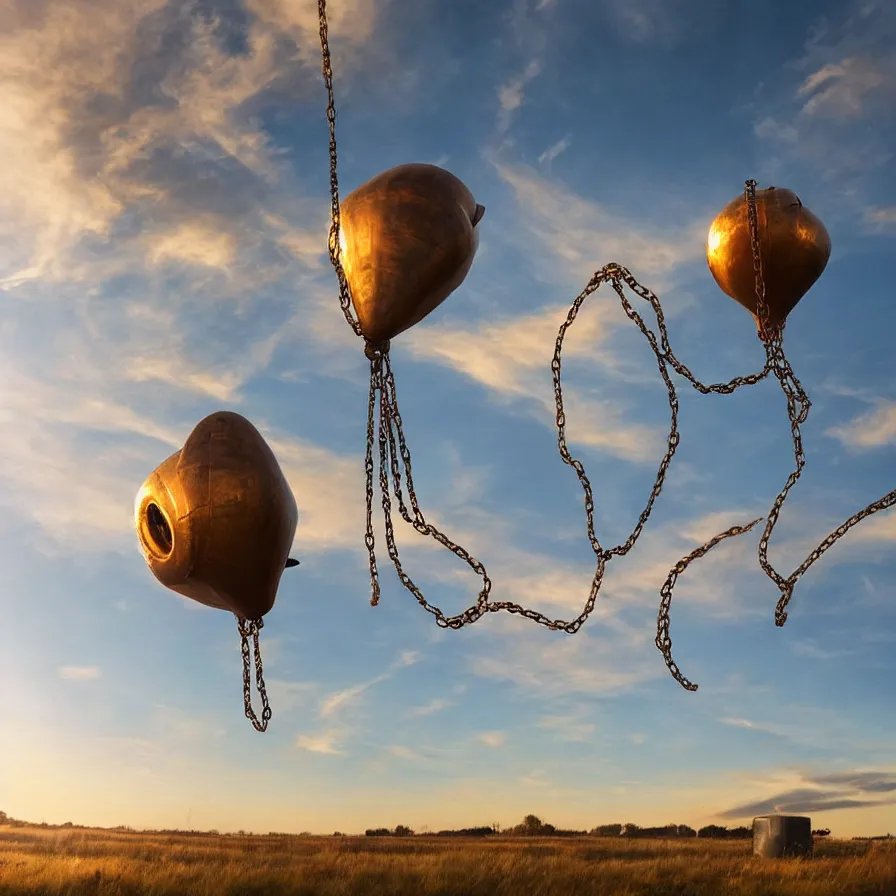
[318,0,362,338]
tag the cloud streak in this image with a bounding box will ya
[718,769,896,819]
[58,666,101,681]
[827,400,896,449]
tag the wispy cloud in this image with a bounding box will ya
[265,680,318,715]
[751,0,896,191]
[716,703,884,756]
[791,639,855,661]
[385,745,425,761]
[537,712,596,742]
[488,160,707,287]
[864,205,896,234]
[497,60,542,136]
[152,705,226,741]
[797,57,893,118]
[827,400,896,449]
[599,0,683,45]
[408,698,452,717]
[492,0,561,140]
[469,625,661,697]
[477,731,506,747]
[720,717,795,738]
[319,651,422,719]
[296,732,344,755]
[299,651,424,755]
[320,676,390,719]
[405,302,664,463]
[538,136,571,167]
[718,768,896,819]
[58,666,101,681]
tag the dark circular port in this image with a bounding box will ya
[145,502,173,556]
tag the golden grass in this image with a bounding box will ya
[1,825,894,896]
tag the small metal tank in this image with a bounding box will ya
[752,815,813,858]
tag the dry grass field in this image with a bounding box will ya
[1,824,894,896]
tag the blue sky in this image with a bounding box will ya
[1,0,895,838]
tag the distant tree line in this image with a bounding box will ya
[361,816,754,840]
[365,825,416,837]
[14,810,886,841]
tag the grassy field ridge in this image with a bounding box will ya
[2,824,894,896]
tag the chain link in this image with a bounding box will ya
[237,616,271,732]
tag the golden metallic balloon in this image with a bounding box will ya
[135,411,298,620]
[707,187,831,336]
[339,163,486,344]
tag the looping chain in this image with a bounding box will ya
[237,616,271,732]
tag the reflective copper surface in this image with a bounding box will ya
[339,163,485,344]
[135,411,298,619]
[707,187,831,334]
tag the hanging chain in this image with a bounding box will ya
[776,487,896,624]
[654,180,810,688]
[237,616,271,732]
[607,259,782,688]
[364,348,381,606]
[318,0,362,337]
[743,178,813,619]
[742,179,895,626]
[314,0,743,635]
[655,517,764,691]
[359,344,493,627]
[658,180,894,689]
[317,0,492,621]
[352,259,776,638]
[316,0,893,674]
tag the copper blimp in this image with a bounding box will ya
[338,162,486,345]
[135,411,298,620]
[707,186,831,337]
